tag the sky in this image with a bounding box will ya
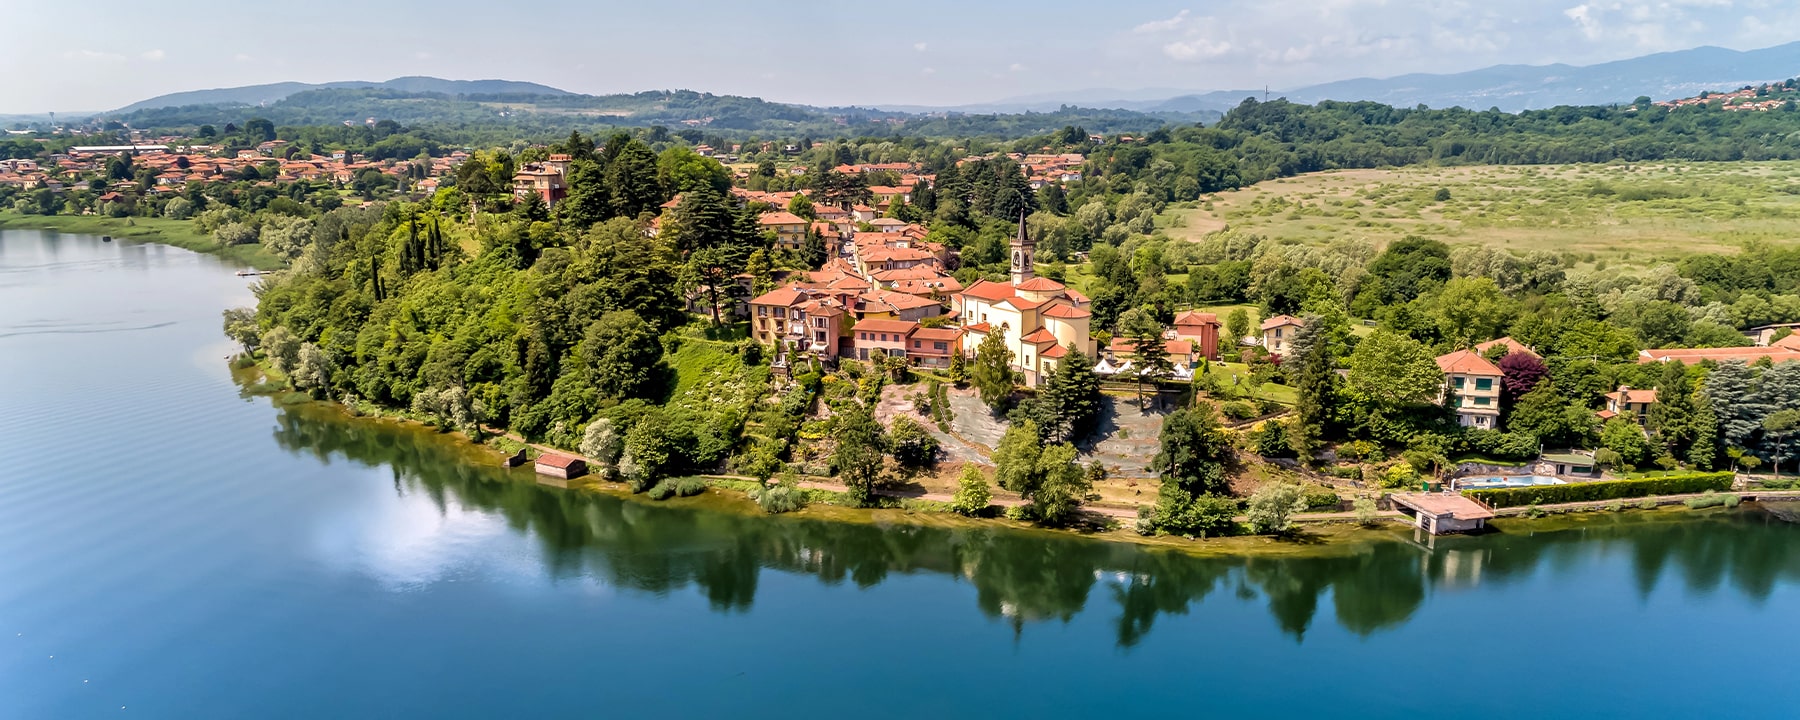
[4,0,1799,113]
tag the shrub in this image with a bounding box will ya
[1684,492,1740,509]
[1606,501,1624,513]
[1302,488,1341,511]
[1353,497,1379,525]
[1220,401,1257,420]
[1463,472,1733,508]
[1637,498,1660,510]
[1338,439,1381,463]
[646,480,677,500]
[673,477,708,497]
[750,483,805,514]
[1246,483,1307,534]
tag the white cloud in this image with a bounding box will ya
[233,53,254,62]
[1009,62,1028,72]
[64,49,124,62]
[1164,38,1234,61]
[914,41,928,52]
[140,49,165,61]
[414,51,432,60]
[922,67,936,75]
[1134,9,1190,34]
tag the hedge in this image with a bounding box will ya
[1462,473,1733,508]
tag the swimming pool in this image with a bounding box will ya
[1454,475,1566,490]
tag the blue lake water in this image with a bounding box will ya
[2,229,1799,718]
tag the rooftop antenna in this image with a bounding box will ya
[1264,86,1270,102]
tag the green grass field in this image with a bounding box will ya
[1165,161,1800,266]
[0,211,284,269]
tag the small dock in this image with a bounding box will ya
[1392,493,1496,535]
[235,269,277,277]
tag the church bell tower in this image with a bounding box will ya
[1009,213,1034,285]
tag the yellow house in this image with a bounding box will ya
[758,211,809,250]
[1261,315,1304,356]
[1436,350,1503,429]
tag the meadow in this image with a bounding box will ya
[1165,161,1800,266]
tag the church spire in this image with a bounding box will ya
[1009,211,1034,285]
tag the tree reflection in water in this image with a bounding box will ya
[270,402,1800,649]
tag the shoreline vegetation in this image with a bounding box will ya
[0,210,285,270]
[232,359,1796,556]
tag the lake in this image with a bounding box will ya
[2,229,1798,718]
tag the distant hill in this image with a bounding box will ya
[116,77,572,113]
[907,42,1800,116]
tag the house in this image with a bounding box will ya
[535,453,587,480]
[907,326,961,368]
[1637,336,1800,365]
[1746,323,1800,346]
[1171,310,1222,360]
[1600,386,1657,423]
[1109,337,1199,371]
[748,285,849,360]
[850,318,917,361]
[758,211,810,250]
[1539,451,1601,479]
[1260,315,1305,356]
[851,204,879,223]
[953,219,1095,386]
[869,218,908,232]
[1436,350,1503,429]
[511,161,567,207]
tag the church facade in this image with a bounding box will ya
[953,218,1096,387]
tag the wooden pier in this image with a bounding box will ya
[1391,493,1496,535]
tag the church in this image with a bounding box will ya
[953,218,1096,387]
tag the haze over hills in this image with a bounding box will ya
[893,41,1800,115]
[115,77,573,113]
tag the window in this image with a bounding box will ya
[1475,378,1493,391]
[1475,397,1491,406]
[935,342,947,351]
[1453,377,1465,389]
[757,306,767,317]
[913,340,921,348]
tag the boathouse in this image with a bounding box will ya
[534,453,587,480]
[1391,493,1495,535]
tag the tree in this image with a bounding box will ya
[1506,383,1593,448]
[787,194,816,220]
[1646,361,1699,463]
[685,246,736,326]
[1226,308,1252,349]
[1038,346,1102,442]
[1029,443,1091,526]
[1433,277,1517,346]
[1245,482,1307,535]
[951,464,993,516]
[971,327,1016,413]
[581,311,664,400]
[221,307,261,353]
[579,418,623,480]
[1286,321,1337,460]
[1765,409,1800,479]
[1600,417,1652,470]
[1345,330,1443,414]
[261,325,301,376]
[605,139,663,219]
[831,404,886,507]
[1119,307,1171,408]
[1151,405,1233,497]
[888,416,940,470]
[1497,352,1548,410]
[993,420,1044,493]
[800,228,829,269]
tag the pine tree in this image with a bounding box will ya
[1040,346,1102,443]
[605,139,663,219]
[1647,361,1697,462]
[972,328,1016,413]
[1286,321,1337,461]
[1119,308,1171,409]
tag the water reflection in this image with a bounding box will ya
[268,401,1800,648]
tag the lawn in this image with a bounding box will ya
[1165,161,1800,269]
[1206,361,1298,404]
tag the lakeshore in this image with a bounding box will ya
[5,228,1800,717]
[0,210,284,270]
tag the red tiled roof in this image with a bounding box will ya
[750,287,807,306]
[911,327,961,342]
[963,322,993,333]
[854,318,918,335]
[960,280,1020,302]
[1606,388,1658,404]
[1261,314,1303,331]
[1022,328,1059,345]
[1436,349,1503,376]
[536,454,583,469]
[1174,310,1220,327]
[1041,344,1069,359]
[1040,304,1091,320]
[759,211,807,226]
[1474,336,1538,358]
[1638,346,1800,364]
[1014,277,1067,292]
